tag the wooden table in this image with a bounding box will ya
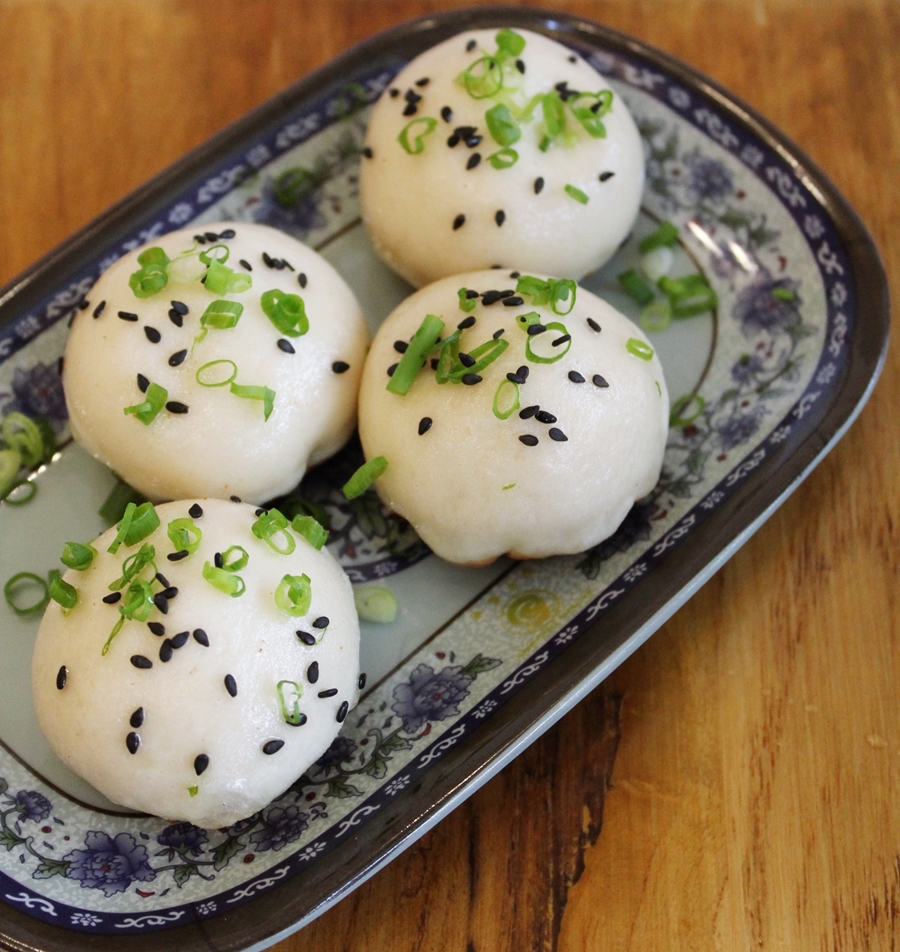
[1,1,897,948]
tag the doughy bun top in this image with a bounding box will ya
[357,270,668,565]
[64,222,369,505]
[360,28,644,287]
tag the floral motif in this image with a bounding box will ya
[734,273,803,337]
[70,911,102,927]
[168,202,193,225]
[13,790,51,823]
[391,664,473,734]
[156,823,208,859]
[315,736,359,769]
[685,149,734,202]
[384,775,411,797]
[196,901,217,916]
[1,363,67,428]
[296,841,326,862]
[64,832,156,897]
[623,562,648,584]
[249,794,325,853]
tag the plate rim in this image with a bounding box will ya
[0,5,889,951]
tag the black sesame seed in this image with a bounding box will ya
[194,234,206,244]
[167,549,189,561]
[239,258,253,271]
[262,251,275,268]
[298,272,308,288]
[458,352,476,368]
[219,228,236,239]
[519,405,539,419]
[536,410,557,424]
[214,552,223,569]
[224,674,238,697]
[466,38,477,51]
[506,372,525,384]
[171,300,188,315]
[362,146,373,159]
[534,177,545,194]
[194,754,209,776]
[317,688,338,698]
[148,622,166,636]
[281,258,294,271]
[102,592,122,605]
[262,739,284,755]
[337,701,349,723]
[126,732,140,755]
[118,310,139,322]
[387,363,398,377]
[230,495,241,502]
[516,59,526,73]
[441,106,453,122]
[599,170,615,182]
[166,401,189,414]
[461,373,482,385]
[130,708,144,728]
[171,631,189,649]
[458,315,476,329]
[418,417,433,435]
[493,328,506,339]
[56,666,67,690]
[465,289,479,299]
[480,290,503,305]
[415,77,430,87]
[587,317,601,333]
[57,356,64,375]
[161,586,178,600]
[404,89,422,103]
[313,616,330,629]
[255,507,266,517]
[193,628,209,647]
[553,334,572,347]
[569,54,578,63]
[568,370,586,383]
[79,299,90,311]
[465,135,482,148]
[296,630,316,646]
[527,323,547,336]
[430,358,439,370]
[159,640,173,663]
[153,593,169,614]
[517,365,530,379]
[402,102,417,116]
[358,672,367,690]
[549,427,568,442]
[453,214,466,231]
[466,153,482,170]
[291,713,309,726]
[393,340,409,354]
[137,374,150,393]
[389,88,400,98]
[332,361,350,374]
[93,300,106,318]
[155,572,170,589]
[307,661,320,684]
[168,309,184,327]
[503,296,523,307]
[168,349,187,367]
[447,133,460,148]
[495,210,506,226]
[277,338,295,354]
[131,655,152,669]
[592,374,609,388]
[189,503,203,519]
[519,434,539,446]
[204,232,219,242]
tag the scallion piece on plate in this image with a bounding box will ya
[3,571,50,617]
[639,220,679,254]
[354,586,398,623]
[618,268,656,306]
[49,576,77,612]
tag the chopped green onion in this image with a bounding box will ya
[3,572,50,617]
[277,680,305,725]
[4,479,36,506]
[639,298,673,333]
[104,579,155,654]
[502,482,516,490]
[486,147,519,169]
[108,502,136,554]
[525,321,571,363]
[514,310,542,332]
[669,393,706,427]
[109,543,156,591]
[291,514,328,550]
[639,220,679,254]
[124,502,159,546]
[397,116,438,154]
[252,508,295,555]
[230,382,276,421]
[202,561,245,597]
[387,313,445,395]
[551,279,577,316]
[60,542,96,571]
[0,449,21,498]
[137,247,170,269]
[626,337,655,360]
[494,27,526,59]
[199,243,230,266]
[354,586,398,623]
[273,166,320,207]
[124,381,168,425]
[485,103,521,146]
[260,289,308,337]
[458,288,477,313]
[434,329,462,385]
[564,184,589,204]
[493,379,520,419]
[201,299,243,330]
[128,247,170,298]
[220,545,249,572]
[188,785,199,797]
[49,577,78,612]
[167,517,202,555]
[447,336,508,381]
[98,478,145,526]
[196,359,238,387]
[2,413,45,468]
[542,91,566,141]
[618,268,656,306]
[569,90,613,137]
[772,287,795,302]
[205,258,252,295]
[515,276,577,315]
[462,56,503,98]
[516,275,552,306]
[658,274,717,317]
[343,456,388,500]
[274,573,312,616]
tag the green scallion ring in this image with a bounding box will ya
[4,479,36,506]
[462,56,503,99]
[121,502,160,547]
[196,360,238,388]
[291,515,328,551]
[260,289,308,337]
[108,502,136,554]
[550,279,577,316]
[49,576,78,612]
[626,337,655,361]
[525,321,571,364]
[3,571,50,616]
[274,573,312,616]
[199,243,230,266]
[639,220,679,254]
[109,543,156,591]
[60,542,96,571]
[493,379,520,420]
[639,299,673,333]
[200,300,244,330]
[277,680,305,725]
[397,116,438,154]
[485,103,521,147]
[354,586,398,624]
[167,517,202,556]
[2,412,45,468]
[221,545,250,572]
[202,561,246,597]
[669,393,706,427]
[342,456,388,500]
[487,147,519,170]
[0,448,22,498]
[251,508,295,555]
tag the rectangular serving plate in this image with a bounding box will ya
[0,7,889,951]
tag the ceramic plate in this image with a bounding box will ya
[0,8,888,951]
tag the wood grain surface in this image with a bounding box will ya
[1,1,898,950]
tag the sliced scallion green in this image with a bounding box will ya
[220,545,249,572]
[274,573,312,616]
[49,576,77,612]
[3,571,50,617]
[201,299,243,330]
[639,220,679,254]
[387,313,444,395]
[525,321,571,363]
[104,579,155,654]
[487,147,519,169]
[458,288,477,313]
[542,91,566,141]
[354,586,398,623]
[462,56,503,98]
[669,393,706,426]
[448,336,508,381]
[0,449,21,498]
[569,90,613,138]
[639,298,673,333]
[260,289,308,337]
[343,456,388,500]
[196,359,238,387]
[124,381,168,425]
[60,542,96,571]
[658,274,717,317]
[493,379,520,419]
[277,680,305,725]
[199,243,230,266]
[291,514,328,550]
[109,543,156,591]
[122,502,159,547]
[205,258,252,295]
[618,268,656,306]
[230,382,276,421]
[128,247,170,298]
[626,337,655,360]
[485,103,520,146]
[251,508,295,555]
[2,413,45,468]
[397,116,438,154]
[564,184,589,204]
[202,561,245,597]
[494,27,525,60]
[167,517,202,556]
